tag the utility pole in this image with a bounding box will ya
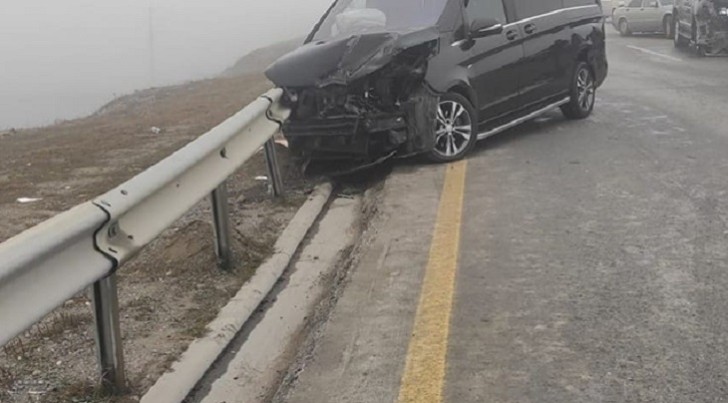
[148,0,156,86]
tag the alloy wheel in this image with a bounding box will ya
[433,100,473,158]
[576,67,595,112]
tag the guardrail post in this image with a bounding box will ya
[211,182,232,270]
[264,139,284,197]
[91,274,126,394]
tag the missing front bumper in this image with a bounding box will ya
[283,85,438,162]
[283,114,408,159]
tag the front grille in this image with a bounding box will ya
[284,117,360,137]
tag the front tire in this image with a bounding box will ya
[427,93,477,163]
[695,44,707,57]
[619,19,631,36]
[561,62,596,120]
[674,15,688,48]
[664,15,673,39]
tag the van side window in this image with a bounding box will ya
[563,0,599,7]
[466,0,508,24]
[627,0,642,7]
[512,0,562,19]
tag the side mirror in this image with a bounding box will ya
[470,17,503,39]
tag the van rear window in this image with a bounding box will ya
[514,0,598,19]
[563,0,600,6]
[513,0,563,19]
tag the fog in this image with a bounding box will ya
[0,0,333,130]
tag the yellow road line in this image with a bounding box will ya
[397,160,467,403]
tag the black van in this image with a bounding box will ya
[266,0,608,164]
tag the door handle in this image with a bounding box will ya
[524,23,536,34]
[506,30,518,40]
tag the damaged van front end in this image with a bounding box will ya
[266,29,442,163]
[694,0,728,55]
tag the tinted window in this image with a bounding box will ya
[563,0,599,6]
[627,0,641,7]
[513,0,562,19]
[466,0,508,24]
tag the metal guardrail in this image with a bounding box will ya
[0,88,290,392]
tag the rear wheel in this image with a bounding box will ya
[561,62,596,120]
[427,93,477,163]
[619,19,631,36]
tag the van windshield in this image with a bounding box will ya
[311,0,449,41]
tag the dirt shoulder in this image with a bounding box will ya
[0,73,272,242]
[0,73,318,402]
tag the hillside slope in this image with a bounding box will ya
[222,37,303,77]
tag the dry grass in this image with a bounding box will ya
[2,311,93,359]
[37,379,140,403]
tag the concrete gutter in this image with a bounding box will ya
[196,195,362,403]
[140,182,333,403]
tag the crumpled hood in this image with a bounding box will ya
[265,27,440,88]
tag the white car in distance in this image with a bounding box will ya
[612,0,675,37]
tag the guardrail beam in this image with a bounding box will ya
[0,88,291,394]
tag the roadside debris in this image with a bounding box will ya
[692,0,728,55]
[16,197,42,204]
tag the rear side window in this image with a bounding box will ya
[627,0,642,6]
[466,0,508,24]
[563,0,600,6]
[512,0,563,19]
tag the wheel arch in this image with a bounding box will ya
[424,58,477,109]
[446,83,477,110]
[574,44,608,87]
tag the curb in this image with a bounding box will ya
[141,182,334,403]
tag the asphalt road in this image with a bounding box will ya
[262,27,728,402]
[448,28,728,402]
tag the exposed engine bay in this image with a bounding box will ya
[276,40,439,163]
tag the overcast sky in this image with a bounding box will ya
[0,0,333,129]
